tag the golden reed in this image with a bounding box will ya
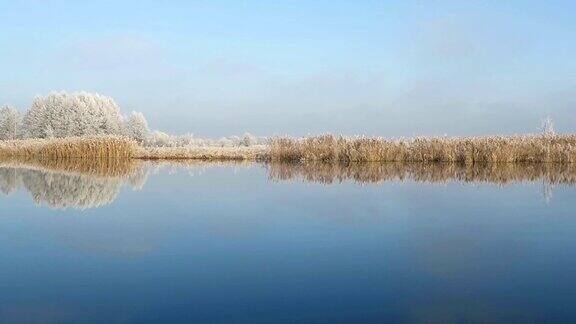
[0,136,139,178]
[268,134,576,163]
[0,136,137,159]
[3,134,576,164]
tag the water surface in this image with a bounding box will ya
[1,161,575,323]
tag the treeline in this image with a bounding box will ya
[0,92,265,147]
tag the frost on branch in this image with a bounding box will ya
[0,105,22,140]
[22,92,124,139]
[541,116,555,136]
[3,91,266,147]
[241,132,257,147]
[124,111,150,143]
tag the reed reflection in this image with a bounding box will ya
[267,162,576,185]
[2,159,575,210]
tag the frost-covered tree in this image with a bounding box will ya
[218,137,234,147]
[228,135,241,146]
[125,111,150,143]
[172,133,195,147]
[541,116,555,136]
[241,132,257,146]
[22,92,124,139]
[146,130,172,147]
[0,105,22,140]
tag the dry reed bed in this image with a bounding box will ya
[268,162,576,185]
[0,136,140,179]
[3,134,576,165]
[269,135,576,163]
[0,136,137,159]
[135,145,268,161]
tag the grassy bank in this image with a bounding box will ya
[269,134,576,163]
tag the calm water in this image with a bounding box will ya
[1,162,575,323]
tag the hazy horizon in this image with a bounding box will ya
[2,0,575,137]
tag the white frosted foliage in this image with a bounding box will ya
[125,111,150,143]
[22,92,124,139]
[0,105,22,140]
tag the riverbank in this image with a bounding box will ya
[2,134,576,163]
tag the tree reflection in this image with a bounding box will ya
[0,158,147,210]
[2,159,575,209]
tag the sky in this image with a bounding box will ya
[1,0,575,137]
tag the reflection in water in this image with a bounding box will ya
[0,159,147,210]
[268,162,576,185]
[20,170,129,209]
[0,159,249,210]
[0,168,19,195]
[2,159,576,209]
[1,159,576,322]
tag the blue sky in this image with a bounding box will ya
[1,0,575,136]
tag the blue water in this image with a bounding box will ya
[0,163,575,323]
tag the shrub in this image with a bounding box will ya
[146,130,173,147]
[142,131,264,148]
[241,132,257,147]
[125,111,150,143]
[218,137,234,147]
